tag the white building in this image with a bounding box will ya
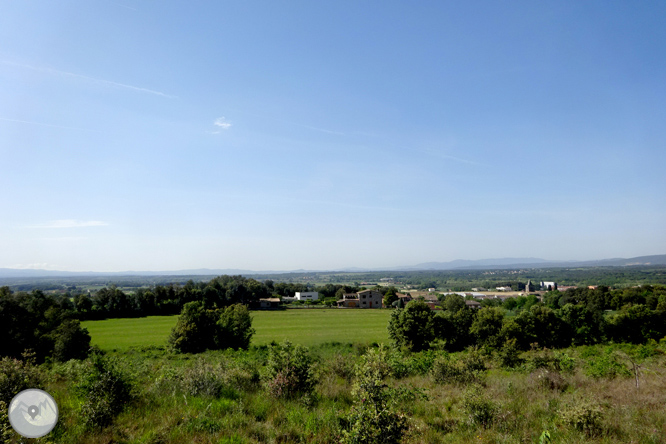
[294,291,319,301]
[540,281,557,290]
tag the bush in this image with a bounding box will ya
[180,359,228,398]
[461,384,497,429]
[264,341,316,399]
[405,350,437,375]
[76,355,133,429]
[558,399,603,436]
[329,353,356,381]
[497,338,523,368]
[527,348,576,373]
[431,351,486,385]
[0,356,42,404]
[585,350,631,379]
[341,346,409,444]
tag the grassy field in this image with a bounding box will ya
[82,308,393,350]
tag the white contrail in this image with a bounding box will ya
[1,60,176,98]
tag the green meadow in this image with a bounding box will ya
[82,308,393,350]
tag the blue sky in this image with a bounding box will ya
[1,1,665,272]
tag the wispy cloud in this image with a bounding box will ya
[32,220,109,229]
[0,117,95,132]
[214,117,232,130]
[1,60,175,98]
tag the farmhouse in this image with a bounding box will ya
[465,300,482,309]
[258,298,281,309]
[396,293,412,304]
[337,289,383,308]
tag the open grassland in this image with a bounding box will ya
[8,342,665,444]
[82,308,393,350]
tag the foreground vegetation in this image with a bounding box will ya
[2,341,666,443]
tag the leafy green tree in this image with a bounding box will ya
[502,297,518,311]
[217,304,254,350]
[383,292,398,307]
[169,301,254,353]
[559,303,604,345]
[470,307,505,348]
[512,305,567,349]
[168,301,218,353]
[606,305,664,343]
[436,307,476,351]
[442,293,466,312]
[0,293,33,359]
[388,300,436,352]
[48,319,92,362]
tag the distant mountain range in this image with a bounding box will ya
[1,254,665,278]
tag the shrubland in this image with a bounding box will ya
[0,339,665,443]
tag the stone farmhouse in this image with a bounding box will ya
[337,289,383,308]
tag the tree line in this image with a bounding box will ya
[389,285,666,353]
[0,286,90,362]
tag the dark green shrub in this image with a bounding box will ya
[497,338,523,368]
[405,350,437,375]
[0,356,42,404]
[76,355,133,429]
[217,304,254,350]
[388,300,436,352]
[264,341,316,399]
[48,319,91,362]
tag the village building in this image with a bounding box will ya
[294,291,319,301]
[540,281,557,291]
[465,300,482,309]
[337,289,383,308]
[258,298,281,309]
